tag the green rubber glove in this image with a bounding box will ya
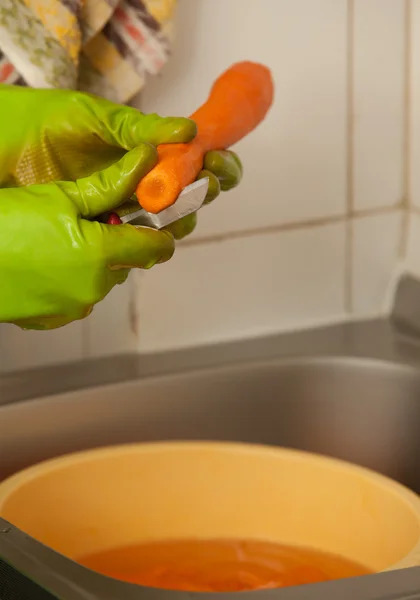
[0,147,175,330]
[0,85,243,239]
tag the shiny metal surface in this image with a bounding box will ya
[3,317,420,406]
[123,178,208,228]
[2,356,420,497]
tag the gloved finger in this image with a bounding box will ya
[62,145,157,218]
[197,170,221,205]
[88,221,175,269]
[88,95,197,148]
[163,169,222,239]
[164,212,197,240]
[204,150,243,191]
[14,306,92,330]
[116,269,130,285]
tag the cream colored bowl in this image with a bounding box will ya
[0,442,419,573]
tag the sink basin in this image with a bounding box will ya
[2,311,420,599]
[2,355,420,496]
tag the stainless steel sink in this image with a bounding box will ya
[3,276,420,489]
[2,276,420,599]
[2,343,420,495]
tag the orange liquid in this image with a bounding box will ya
[78,539,371,592]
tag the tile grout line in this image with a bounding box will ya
[344,0,355,314]
[398,0,412,261]
[129,272,141,340]
[410,205,420,216]
[181,205,402,249]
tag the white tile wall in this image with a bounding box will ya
[405,212,420,275]
[0,281,136,372]
[141,0,348,238]
[83,276,137,358]
[403,0,420,277]
[410,0,420,209]
[352,0,405,211]
[137,0,410,353]
[0,0,415,370]
[351,211,403,314]
[136,223,346,353]
[0,321,84,373]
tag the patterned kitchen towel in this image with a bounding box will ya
[0,0,177,104]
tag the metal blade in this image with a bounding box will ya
[120,178,209,229]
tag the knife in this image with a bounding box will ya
[103,177,209,229]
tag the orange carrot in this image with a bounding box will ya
[136,61,274,213]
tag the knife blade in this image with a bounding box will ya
[106,178,209,229]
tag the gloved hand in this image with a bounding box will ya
[0,85,242,239]
[0,147,176,330]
